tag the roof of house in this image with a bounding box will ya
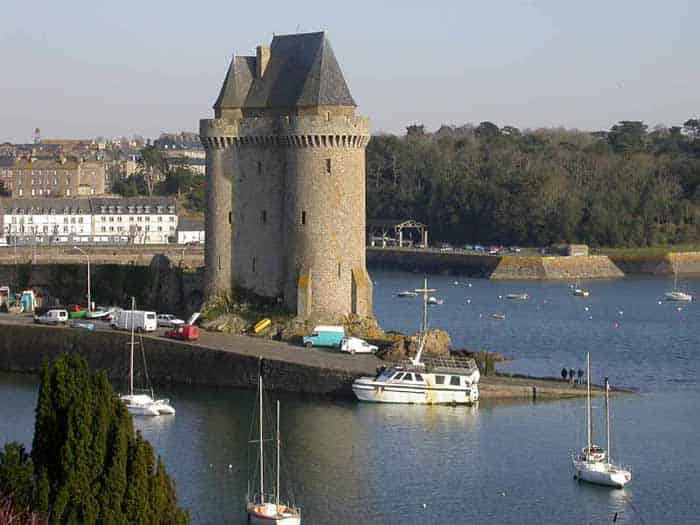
[0,198,92,214]
[89,197,177,213]
[176,218,204,232]
[0,197,177,215]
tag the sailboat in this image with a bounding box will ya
[246,359,301,525]
[571,353,631,488]
[119,297,175,417]
[352,277,480,404]
[572,279,590,298]
[665,266,692,301]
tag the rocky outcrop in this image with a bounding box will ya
[378,329,451,362]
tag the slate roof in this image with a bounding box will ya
[213,56,257,111]
[0,198,92,214]
[176,218,204,232]
[89,197,177,214]
[243,32,355,109]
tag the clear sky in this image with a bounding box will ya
[1,0,698,142]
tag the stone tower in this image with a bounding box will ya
[200,32,373,321]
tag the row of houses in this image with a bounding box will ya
[0,197,204,245]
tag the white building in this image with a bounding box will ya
[0,197,178,245]
[176,218,205,245]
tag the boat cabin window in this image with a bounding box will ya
[450,376,461,386]
[403,373,413,381]
[393,372,404,381]
[435,375,445,385]
[414,373,424,382]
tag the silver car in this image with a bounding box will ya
[156,314,185,328]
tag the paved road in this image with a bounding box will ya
[0,313,381,376]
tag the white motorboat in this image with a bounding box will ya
[119,297,175,417]
[573,287,590,298]
[247,360,301,525]
[353,278,480,405]
[505,293,528,300]
[397,290,417,298]
[427,296,443,305]
[665,269,692,301]
[491,313,506,320]
[571,353,631,489]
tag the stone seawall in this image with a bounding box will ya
[0,324,361,397]
[367,247,500,276]
[491,255,624,280]
[367,248,623,280]
[610,252,700,275]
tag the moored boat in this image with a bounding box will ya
[247,359,301,524]
[505,293,528,300]
[397,290,418,298]
[571,354,631,489]
[353,278,480,405]
[119,297,175,417]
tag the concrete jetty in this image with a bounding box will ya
[0,317,615,401]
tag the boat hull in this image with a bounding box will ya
[573,460,631,489]
[247,503,301,525]
[352,378,479,405]
[120,394,174,416]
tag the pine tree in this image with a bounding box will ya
[21,354,190,524]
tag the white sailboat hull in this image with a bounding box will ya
[665,291,692,301]
[120,394,175,416]
[247,503,301,525]
[573,460,631,488]
[352,377,479,405]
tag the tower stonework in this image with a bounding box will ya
[200,32,373,320]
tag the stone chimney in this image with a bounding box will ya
[256,45,270,78]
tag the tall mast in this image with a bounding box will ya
[276,400,280,507]
[586,353,592,451]
[412,276,435,366]
[605,377,611,462]
[259,366,265,503]
[129,296,135,396]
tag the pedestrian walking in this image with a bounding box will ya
[561,367,568,381]
[569,368,576,386]
[577,368,584,385]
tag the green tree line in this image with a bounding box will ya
[367,119,700,247]
[0,354,189,524]
[111,146,204,212]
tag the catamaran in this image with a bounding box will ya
[571,353,631,488]
[352,278,480,405]
[246,359,301,525]
[119,297,175,416]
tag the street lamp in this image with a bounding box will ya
[73,246,91,312]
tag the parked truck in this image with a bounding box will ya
[303,325,345,349]
[110,309,158,332]
[34,309,69,325]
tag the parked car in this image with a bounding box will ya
[165,324,200,341]
[340,337,378,355]
[157,314,185,328]
[34,309,68,325]
[303,325,345,348]
[69,320,95,330]
[439,243,453,252]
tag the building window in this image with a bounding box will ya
[228,211,232,225]
[261,210,267,224]
[257,161,262,176]
[338,262,341,279]
[325,158,332,175]
[252,257,256,273]
[301,211,306,225]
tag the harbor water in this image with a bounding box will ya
[2,270,700,524]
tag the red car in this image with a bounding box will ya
[165,324,200,341]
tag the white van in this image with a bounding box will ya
[34,309,69,325]
[340,336,378,355]
[110,309,158,332]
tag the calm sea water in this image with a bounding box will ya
[2,270,700,524]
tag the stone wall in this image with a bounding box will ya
[610,252,700,275]
[366,248,500,276]
[0,324,360,396]
[0,258,203,315]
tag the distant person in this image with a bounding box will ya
[569,368,576,386]
[561,367,568,382]
[577,369,584,385]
